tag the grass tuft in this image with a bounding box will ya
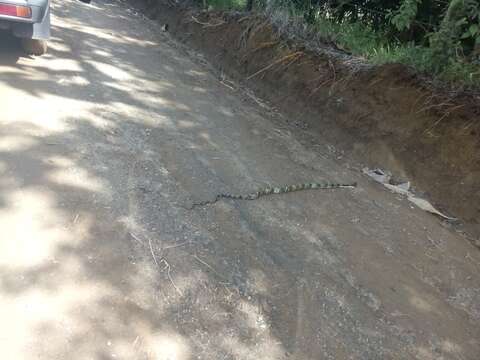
[207,0,246,10]
[309,15,480,88]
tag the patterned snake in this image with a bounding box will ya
[190,181,357,208]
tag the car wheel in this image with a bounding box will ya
[21,39,48,56]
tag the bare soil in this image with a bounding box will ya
[1,0,480,358]
[140,2,480,240]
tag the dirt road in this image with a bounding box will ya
[0,1,479,359]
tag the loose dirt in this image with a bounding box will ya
[140,2,480,241]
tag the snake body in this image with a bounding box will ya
[191,181,357,208]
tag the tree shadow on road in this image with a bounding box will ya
[0,1,294,359]
[0,1,479,359]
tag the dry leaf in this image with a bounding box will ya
[407,196,457,220]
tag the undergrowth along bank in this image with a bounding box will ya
[196,0,480,90]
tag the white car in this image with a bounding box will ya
[0,0,50,55]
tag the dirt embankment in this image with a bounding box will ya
[139,2,480,239]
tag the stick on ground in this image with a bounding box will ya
[246,51,303,80]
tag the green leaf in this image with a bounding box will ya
[469,24,479,35]
[455,18,468,27]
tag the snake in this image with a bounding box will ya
[190,181,357,208]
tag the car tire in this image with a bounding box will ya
[21,39,48,56]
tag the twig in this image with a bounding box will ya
[251,41,279,53]
[218,73,236,90]
[246,51,303,80]
[147,236,159,267]
[163,241,190,250]
[241,41,279,62]
[129,232,144,245]
[193,254,228,280]
[238,15,254,23]
[220,81,235,90]
[191,15,225,28]
[307,72,328,84]
[249,20,269,39]
[244,90,271,109]
[445,103,465,114]
[307,60,341,99]
[308,78,333,98]
[423,103,464,133]
[367,77,383,88]
[159,258,183,296]
[327,59,337,93]
[410,91,429,114]
[238,24,253,49]
[218,71,236,90]
[426,234,443,251]
[462,119,476,132]
[423,111,450,134]
[416,101,456,114]
[141,232,183,295]
[280,52,303,71]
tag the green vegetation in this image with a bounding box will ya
[201,0,480,88]
[207,0,246,10]
[306,10,479,86]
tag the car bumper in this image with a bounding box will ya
[0,1,50,39]
[0,4,46,24]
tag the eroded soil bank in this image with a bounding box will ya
[138,1,479,240]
